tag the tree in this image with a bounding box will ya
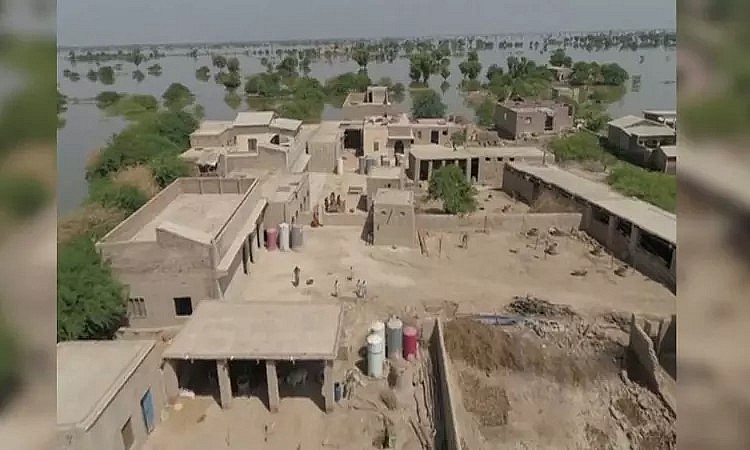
[224,91,242,109]
[57,235,126,341]
[411,89,446,118]
[146,64,162,76]
[439,58,451,80]
[458,51,482,81]
[195,65,211,81]
[486,64,504,81]
[352,46,369,70]
[86,69,98,82]
[450,130,466,146]
[300,57,312,76]
[275,56,299,78]
[212,54,227,69]
[97,66,115,84]
[474,97,496,127]
[132,70,145,83]
[549,49,573,67]
[95,91,124,109]
[409,51,438,84]
[244,72,283,97]
[600,63,629,86]
[162,83,195,110]
[216,71,242,90]
[227,56,240,73]
[148,153,191,188]
[428,165,478,215]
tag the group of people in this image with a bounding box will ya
[324,192,343,213]
[330,266,367,299]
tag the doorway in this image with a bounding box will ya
[140,389,155,434]
[394,140,404,155]
[430,130,440,144]
[344,128,364,155]
[544,114,554,131]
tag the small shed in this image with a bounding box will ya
[371,189,416,248]
[162,301,343,413]
[650,145,677,175]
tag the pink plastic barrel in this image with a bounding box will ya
[403,326,418,360]
[266,228,278,251]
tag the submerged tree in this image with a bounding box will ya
[195,65,211,82]
[132,70,145,83]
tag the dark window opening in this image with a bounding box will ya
[509,157,515,162]
[121,418,135,450]
[242,245,248,274]
[127,297,147,318]
[485,157,491,162]
[430,130,440,144]
[544,115,554,131]
[394,140,405,154]
[442,130,448,136]
[638,233,672,267]
[419,160,429,181]
[497,157,503,162]
[270,134,280,145]
[617,219,633,237]
[471,158,479,181]
[174,297,193,316]
[591,206,610,224]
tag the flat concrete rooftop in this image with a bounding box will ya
[369,166,402,179]
[374,188,413,206]
[508,162,676,243]
[410,144,470,160]
[466,146,547,158]
[132,193,245,242]
[57,340,155,429]
[163,302,343,360]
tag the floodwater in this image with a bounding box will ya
[57,41,675,214]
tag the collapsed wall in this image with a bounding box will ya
[627,314,676,415]
[425,318,462,450]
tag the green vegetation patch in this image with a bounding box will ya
[607,164,676,212]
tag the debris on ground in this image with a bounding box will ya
[505,295,576,318]
[614,265,628,277]
[444,301,676,450]
[571,269,588,277]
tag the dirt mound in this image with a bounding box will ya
[459,371,510,426]
[444,318,520,373]
[505,295,576,318]
[529,190,580,213]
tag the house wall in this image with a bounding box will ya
[412,124,461,146]
[373,201,417,247]
[429,319,462,450]
[218,246,248,302]
[501,167,536,203]
[342,104,397,121]
[363,126,389,158]
[99,240,216,329]
[607,125,631,152]
[308,139,341,173]
[57,345,167,450]
[256,145,289,171]
[367,177,403,207]
[101,182,184,242]
[494,105,519,139]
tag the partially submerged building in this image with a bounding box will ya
[97,177,267,328]
[494,99,574,139]
[57,340,169,450]
[407,144,549,186]
[370,188,416,248]
[502,163,676,291]
[342,85,403,120]
[181,111,310,176]
[161,301,342,413]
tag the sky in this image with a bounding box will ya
[57,0,676,47]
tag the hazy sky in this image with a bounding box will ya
[58,0,676,47]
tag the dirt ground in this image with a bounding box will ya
[444,299,676,450]
[146,220,674,450]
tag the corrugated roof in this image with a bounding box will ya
[507,162,676,244]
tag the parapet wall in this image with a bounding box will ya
[416,212,583,233]
[427,318,462,450]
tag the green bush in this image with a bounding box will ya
[428,164,478,214]
[95,91,124,109]
[162,83,195,110]
[548,132,607,162]
[411,89,446,118]
[86,132,179,180]
[89,179,149,214]
[148,154,191,188]
[57,236,126,341]
[607,164,676,212]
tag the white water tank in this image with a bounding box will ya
[278,222,290,251]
